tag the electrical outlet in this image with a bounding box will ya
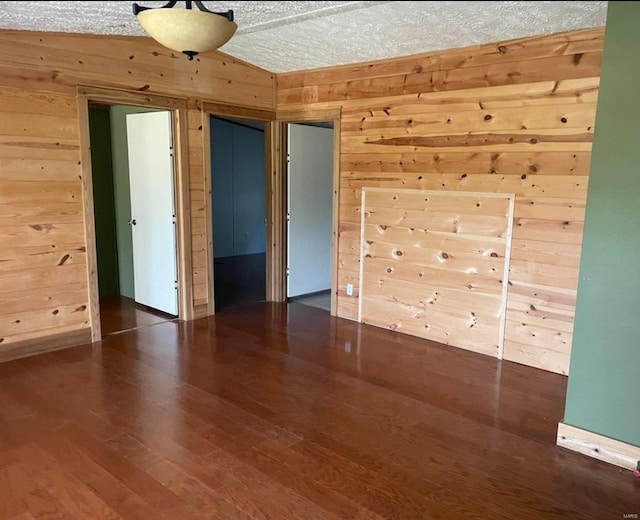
[346,283,353,296]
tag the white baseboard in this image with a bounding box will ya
[557,422,640,471]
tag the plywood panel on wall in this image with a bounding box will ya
[277,27,605,374]
[0,28,275,353]
[360,188,513,358]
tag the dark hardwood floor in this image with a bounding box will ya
[0,302,637,519]
[100,295,176,336]
[214,253,266,312]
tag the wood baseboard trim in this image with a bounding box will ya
[192,303,209,320]
[557,422,640,471]
[0,328,92,363]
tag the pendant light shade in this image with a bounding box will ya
[133,1,237,60]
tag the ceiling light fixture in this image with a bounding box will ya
[132,1,237,60]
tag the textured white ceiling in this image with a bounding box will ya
[0,1,608,72]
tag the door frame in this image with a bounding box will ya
[77,85,193,341]
[277,108,341,316]
[200,104,341,316]
[201,102,276,314]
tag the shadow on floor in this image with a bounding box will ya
[214,252,266,312]
[290,290,331,312]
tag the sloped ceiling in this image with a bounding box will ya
[0,1,608,72]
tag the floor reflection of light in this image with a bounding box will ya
[125,322,183,441]
[357,325,362,373]
[342,326,363,373]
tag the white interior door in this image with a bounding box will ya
[126,111,178,315]
[287,123,334,298]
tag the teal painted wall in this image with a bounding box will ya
[564,2,640,447]
[210,117,266,258]
[88,107,119,298]
[109,105,160,299]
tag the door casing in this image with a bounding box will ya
[277,108,341,316]
[77,86,192,341]
[286,123,335,299]
[201,104,341,316]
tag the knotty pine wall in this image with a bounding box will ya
[360,188,513,358]
[0,29,274,348]
[277,28,604,374]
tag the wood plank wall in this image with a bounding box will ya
[360,188,513,358]
[187,106,209,319]
[277,28,604,374]
[0,29,274,348]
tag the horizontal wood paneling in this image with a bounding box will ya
[277,27,605,374]
[360,188,512,358]
[0,30,274,108]
[187,107,208,310]
[278,29,603,89]
[0,28,275,352]
[0,326,91,362]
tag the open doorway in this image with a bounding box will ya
[87,104,179,336]
[286,121,334,312]
[210,115,267,311]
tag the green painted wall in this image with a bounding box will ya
[109,105,160,299]
[564,2,640,447]
[88,107,119,298]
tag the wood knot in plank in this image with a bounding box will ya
[30,224,54,231]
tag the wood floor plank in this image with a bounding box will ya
[12,443,122,520]
[0,462,76,520]
[119,445,243,520]
[86,474,175,520]
[0,301,637,519]
[210,449,345,520]
[60,424,185,512]
[103,432,233,496]
[0,463,30,518]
